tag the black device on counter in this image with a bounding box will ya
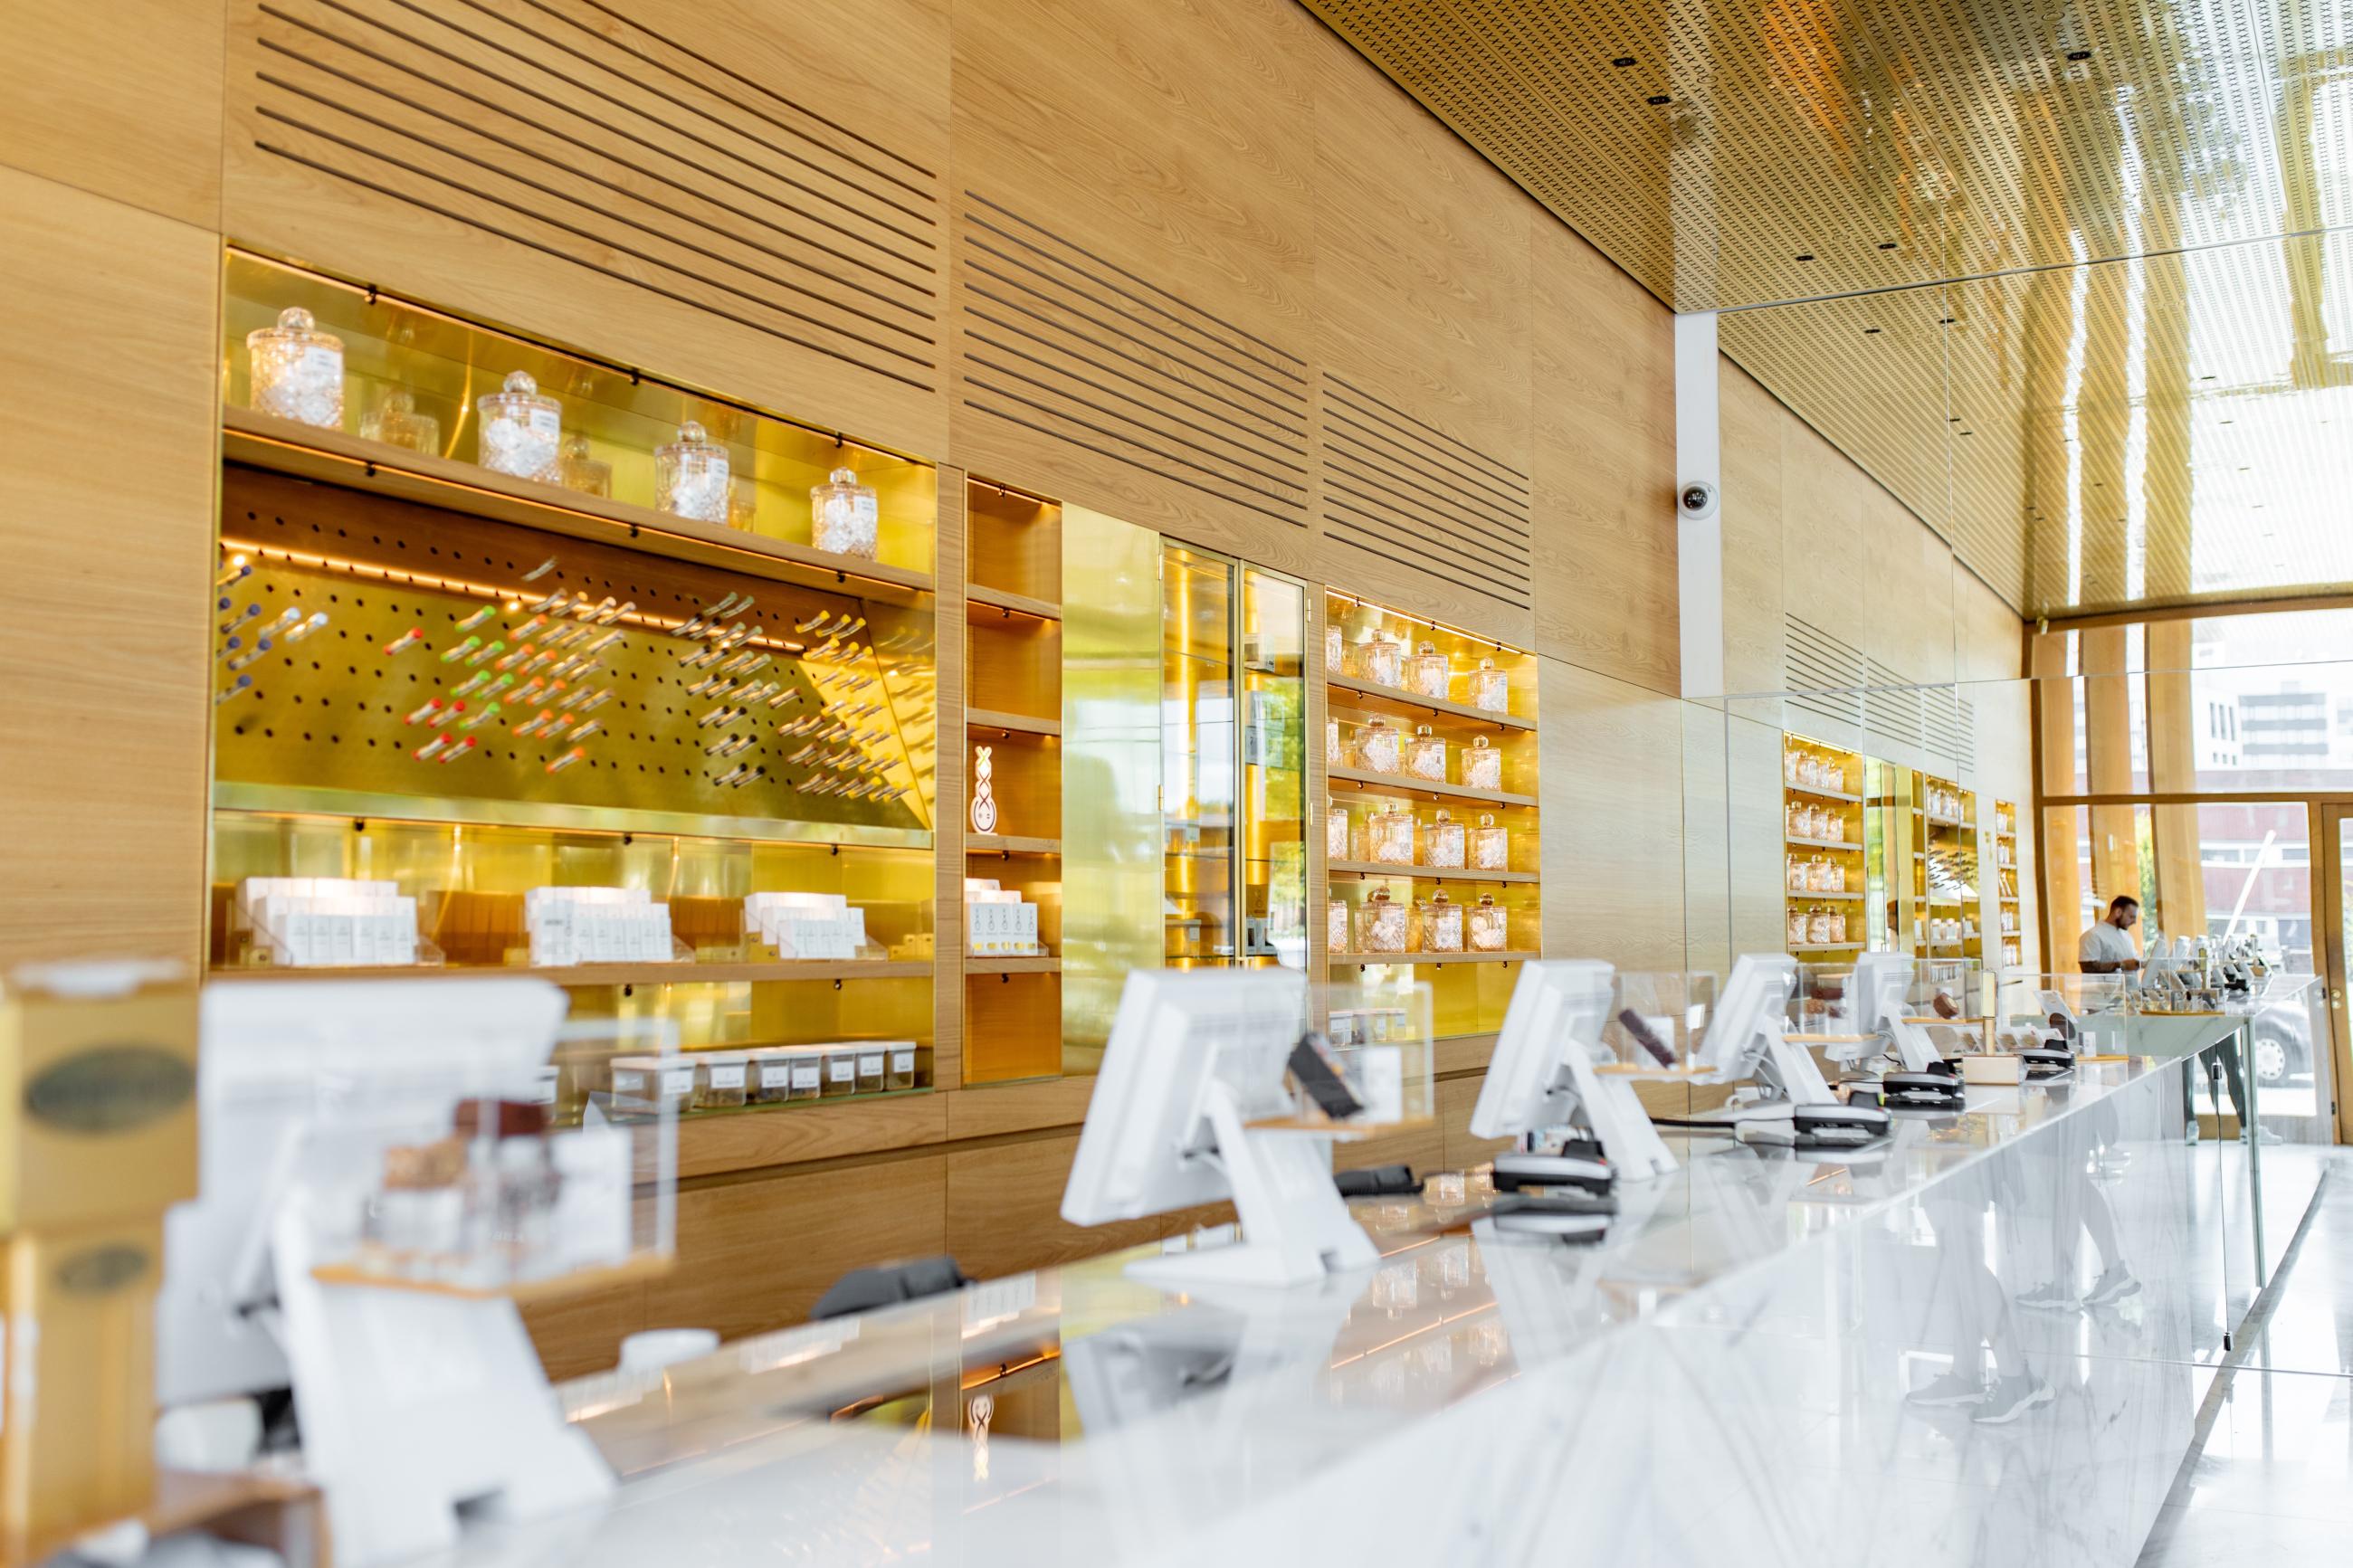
[1288,1031,1363,1121]
[1334,1164,1421,1198]
[1736,1099,1891,1148]
[2021,1047,2074,1077]
[1491,1149,1615,1196]
[1881,1069,1967,1109]
[1486,1191,1616,1242]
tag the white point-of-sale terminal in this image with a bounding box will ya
[1472,960,1679,1183]
[1062,968,1379,1290]
[1707,955,1893,1148]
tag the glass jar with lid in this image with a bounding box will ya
[1460,735,1502,792]
[1787,907,1809,946]
[1824,859,1845,893]
[1326,797,1350,860]
[1786,854,1806,893]
[248,307,345,429]
[1327,717,1343,765]
[1353,715,1402,774]
[1325,623,1344,671]
[1365,801,1414,865]
[1420,889,1464,953]
[1353,629,1404,688]
[360,387,440,453]
[1404,641,1451,699]
[1328,898,1351,953]
[1466,658,1509,714]
[1405,724,1447,782]
[1356,886,1409,953]
[1470,813,1510,871]
[477,370,562,481]
[1420,809,1464,869]
[1785,748,1804,786]
[656,421,731,523]
[1809,907,1835,946]
[1825,909,1847,945]
[1467,893,1508,952]
[556,432,611,498]
[810,466,881,558]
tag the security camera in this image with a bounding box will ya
[1678,480,1720,520]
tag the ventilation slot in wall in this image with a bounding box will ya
[1924,687,1977,774]
[1784,614,1864,731]
[1863,659,1926,762]
[245,0,940,389]
[957,192,1311,529]
[1319,373,1531,612]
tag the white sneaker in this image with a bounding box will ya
[2084,1269,2141,1307]
[1972,1375,2054,1424]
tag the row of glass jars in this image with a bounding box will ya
[1923,915,1976,945]
[1332,717,1506,790]
[1784,746,1846,793]
[1923,783,1964,821]
[1785,853,1848,893]
[1327,625,1511,714]
[1331,800,1513,870]
[1787,906,1849,946]
[1784,800,1850,843]
[1332,887,1510,955]
[247,308,881,556]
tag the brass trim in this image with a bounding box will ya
[213,783,935,850]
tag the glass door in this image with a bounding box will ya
[2316,807,2353,1144]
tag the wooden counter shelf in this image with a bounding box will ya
[1327,765,1536,809]
[1329,950,1538,966]
[223,407,935,605]
[208,957,931,984]
[967,832,1062,856]
[966,954,1061,974]
[966,580,1062,621]
[310,1250,672,1304]
[1327,860,1539,885]
[1325,672,1534,731]
[967,707,1062,737]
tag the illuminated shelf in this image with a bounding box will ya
[1326,673,1534,732]
[1328,765,1535,809]
[1786,836,1863,851]
[1786,783,1862,803]
[1926,813,1968,829]
[968,832,1062,856]
[966,581,1062,621]
[1327,860,1539,885]
[223,407,935,605]
[208,957,930,985]
[1789,941,1865,953]
[965,954,1061,974]
[967,707,1061,738]
[1329,950,1538,966]
[1784,890,1864,902]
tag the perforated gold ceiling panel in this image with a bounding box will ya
[1306,0,2353,616]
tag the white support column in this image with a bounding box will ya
[1675,311,1724,699]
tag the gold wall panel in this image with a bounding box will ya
[222,0,952,456]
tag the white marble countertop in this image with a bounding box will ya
[429,1036,2297,1568]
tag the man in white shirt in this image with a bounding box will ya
[2079,896,2142,974]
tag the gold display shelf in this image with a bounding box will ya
[1786,835,1863,851]
[213,784,935,851]
[223,408,935,605]
[968,832,1062,856]
[1325,673,1534,731]
[966,954,1061,974]
[967,707,1062,737]
[1329,950,1538,965]
[1926,813,1969,829]
[1784,890,1864,902]
[1786,782,1862,803]
[208,957,930,984]
[310,1250,672,1304]
[1789,941,1865,953]
[1327,860,1540,885]
[1328,765,1536,809]
[967,580,1062,621]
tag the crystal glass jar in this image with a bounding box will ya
[1404,641,1451,700]
[1809,907,1834,945]
[1421,809,1464,869]
[656,421,731,522]
[248,307,345,429]
[1327,717,1343,765]
[556,432,611,498]
[1405,724,1447,782]
[1328,898,1350,952]
[1357,887,1409,953]
[1365,802,1414,865]
[1786,855,1805,893]
[1467,893,1508,952]
[1325,623,1344,671]
[1466,657,1509,714]
[1353,716,1402,774]
[1354,630,1404,688]
[1787,908,1809,946]
[810,466,880,558]
[1420,890,1464,953]
[1470,813,1510,871]
[477,371,562,481]
[1824,859,1844,893]
[1326,798,1350,860]
[361,387,440,453]
[1461,735,1502,792]
[1785,749,1804,786]
[1826,909,1847,945]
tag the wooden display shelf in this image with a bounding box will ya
[966,954,1061,974]
[968,832,1062,856]
[1329,950,1538,965]
[209,957,930,984]
[1789,941,1865,953]
[310,1250,671,1304]
[1327,860,1539,885]
[1786,836,1863,851]
[1325,673,1534,732]
[967,580,1062,621]
[1328,765,1536,809]
[1787,782,1862,803]
[1784,890,1863,902]
[967,706,1062,737]
[224,408,935,604]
